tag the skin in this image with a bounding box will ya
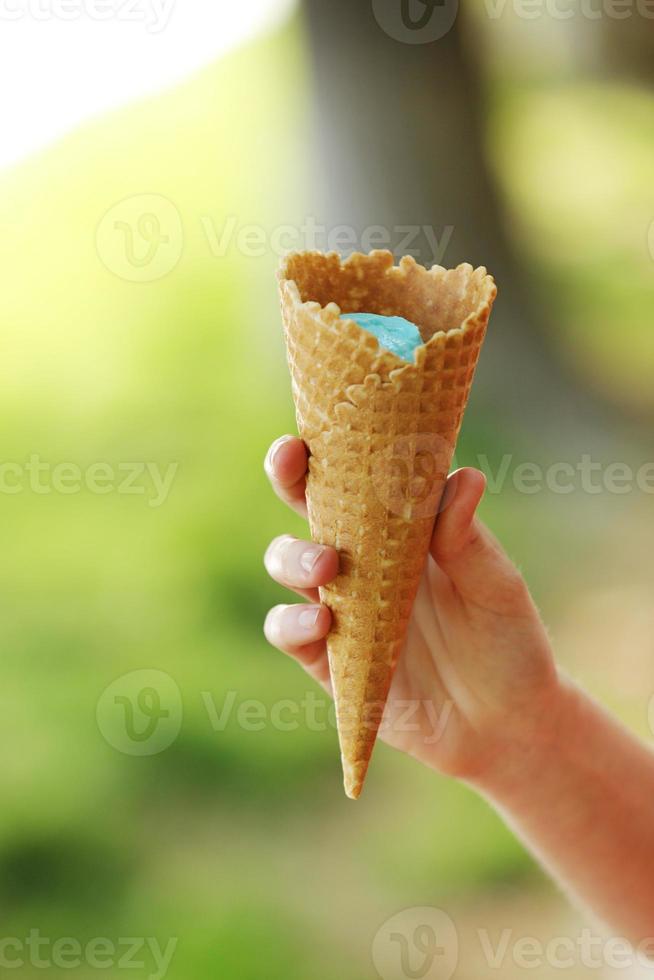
[263,434,654,942]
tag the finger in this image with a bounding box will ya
[264,535,339,601]
[430,468,530,614]
[263,603,333,688]
[434,467,487,541]
[264,435,308,518]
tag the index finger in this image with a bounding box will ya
[264,435,309,518]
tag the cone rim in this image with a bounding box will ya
[278,249,496,378]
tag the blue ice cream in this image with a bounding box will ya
[341,312,423,363]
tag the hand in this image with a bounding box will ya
[263,434,564,785]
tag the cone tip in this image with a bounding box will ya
[343,761,368,800]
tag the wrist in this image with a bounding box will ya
[464,670,581,803]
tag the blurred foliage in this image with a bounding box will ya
[0,6,652,979]
[489,82,654,414]
[0,14,536,979]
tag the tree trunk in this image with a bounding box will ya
[300,0,626,450]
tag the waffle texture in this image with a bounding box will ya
[278,250,496,798]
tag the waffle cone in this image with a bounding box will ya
[278,251,496,798]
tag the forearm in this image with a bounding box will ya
[469,675,654,942]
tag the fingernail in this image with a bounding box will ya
[265,435,293,474]
[438,472,459,514]
[298,607,321,630]
[299,545,323,576]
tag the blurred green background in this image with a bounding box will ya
[0,1,653,977]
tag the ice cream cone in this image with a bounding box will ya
[278,250,496,798]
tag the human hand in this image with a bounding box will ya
[263,435,563,786]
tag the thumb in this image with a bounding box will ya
[430,468,529,613]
